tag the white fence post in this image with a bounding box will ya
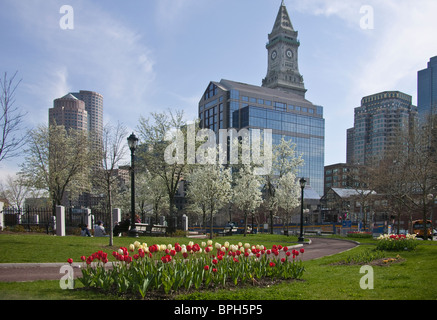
[0,201,4,230]
[113,208,121,226]
[56,205,66,236]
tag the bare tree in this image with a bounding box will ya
[92,122,128,246]
[2,174,31,208]
[403,116,437,239]
[0,71,26,162]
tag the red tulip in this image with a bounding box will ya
[300,248,305,254]
[269,262,275,267]
[204,265,209,271]
[67,258,73,264]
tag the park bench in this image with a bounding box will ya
[135,223,167,236]
[113,221,167,237]
[304,230,322,236]
[218,226,239,236]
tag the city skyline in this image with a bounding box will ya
[1,0,437,179]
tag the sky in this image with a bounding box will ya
[1,0,437,181]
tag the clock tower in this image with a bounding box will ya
[262,1,307,97]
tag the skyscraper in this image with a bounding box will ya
[71,90,104,139]
[346,91,417,165]
[198,2,325,196]
[49,93,88,131]
[418,56,437,119]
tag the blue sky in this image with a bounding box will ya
[1,0,437,180]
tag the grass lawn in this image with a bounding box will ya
[0,232,436,300]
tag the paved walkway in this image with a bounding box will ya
[0,237,358,282]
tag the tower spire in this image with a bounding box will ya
[262,1,306,97]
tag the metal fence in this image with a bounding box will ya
[1,206,112,233]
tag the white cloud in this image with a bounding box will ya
[294,0,437,103]
[350,0,437,103]
[5,0,157,124]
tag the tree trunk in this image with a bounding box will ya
[108,184,113,246]
[244,212,248,237]
[209,209,213,240]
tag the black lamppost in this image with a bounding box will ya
[298,177,306,242]
[127,133,139,238]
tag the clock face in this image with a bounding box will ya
[286,49,293,59]
[271,50,277,60]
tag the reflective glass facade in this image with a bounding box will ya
[199,79,325,196]
[418,56,437,119]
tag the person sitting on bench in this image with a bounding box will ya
[113,217,131,236]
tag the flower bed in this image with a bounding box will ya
[346,231,372,238]
[69,240,305,298]
[376,234,418,251]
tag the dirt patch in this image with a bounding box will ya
[367,257,405,266]
[331,256,405,267]
[75,277,305,300]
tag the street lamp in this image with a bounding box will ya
[127,132,139,238]
[299,177,306,242]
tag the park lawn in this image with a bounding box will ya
[0,233,436,300]
[0,233,303,263]
[176,242,437,300]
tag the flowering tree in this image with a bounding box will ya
[276,171,301,235]
[263,137,303,233]
[233,164,262,236]
[187,159,232,239]
[20,124,94,211]
[136,170,168,224]
[136,110,187,233]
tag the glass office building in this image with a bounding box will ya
[198,2,325,196]
[199,79,325,196]
[418,56,437,119]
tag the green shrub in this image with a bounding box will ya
[376,234,418,251]
[346,231,372,238]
